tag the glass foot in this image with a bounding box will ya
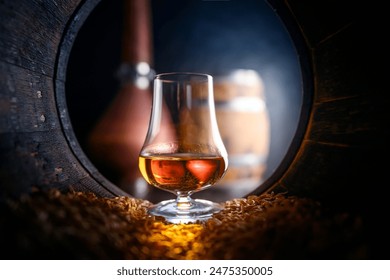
[148,198,223,224]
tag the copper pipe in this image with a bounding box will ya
[121,0,153,64]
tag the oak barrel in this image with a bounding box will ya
[208,69,270,198]
[0,0,387,228]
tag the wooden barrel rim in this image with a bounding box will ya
[53,0,312,199]
[55,0,128,197]
[52,0,312,200]
[247,0,313,196]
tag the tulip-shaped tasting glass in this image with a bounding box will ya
[138,72,228,223]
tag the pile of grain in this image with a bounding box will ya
[0,189,368,259]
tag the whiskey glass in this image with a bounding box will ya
[138,72,228,223]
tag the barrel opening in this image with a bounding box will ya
[61,0,310,202]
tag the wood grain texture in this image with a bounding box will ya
[0,0,127,199]
[268,0,388,216]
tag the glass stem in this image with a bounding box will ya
[176,194,193,211]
